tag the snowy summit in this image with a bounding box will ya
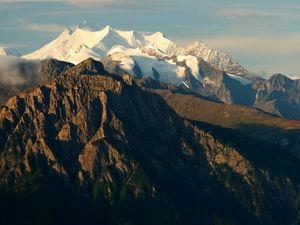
[23,25,249,86]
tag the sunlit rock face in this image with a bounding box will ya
[1,59,300,225]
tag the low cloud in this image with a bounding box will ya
[17,19,66,33]
[290,75,300,80]
[0,56,40,103]
[25,22,65,33]
[204,34,300,55]
[190,34,300,77]
[0,0,141,4]
[65,0,131,4]
[63,0,173,11]
[0,0,61,2]
[0,60,23,86]
[0,19,67,33]
[0,0,169,8]
[0,56,36,85]
[216,9,279,20]
[63,0,163,5]
[215,6,300,20]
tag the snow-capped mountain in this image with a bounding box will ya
[0,47,19,56]
[0,47,7,56]
[23,25,177,63]
[177,41,247,75]
[23,25,248,86]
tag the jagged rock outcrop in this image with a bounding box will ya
[252,73,300,119]
[36,58,73,83]
[1,56,299,121]
[102,56,300,120]
[1,59,300,225]
[177,41,247,75]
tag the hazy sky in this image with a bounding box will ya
[0,0,300,77]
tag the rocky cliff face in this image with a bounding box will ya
[102,56,300,120]
[1,57,299,121]
[252,74,300,119]
[1,59,300,225]
[138,77,300,159]
[178,41,247,75]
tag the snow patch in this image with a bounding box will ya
[227,73,253,85]
[177,55,200,80]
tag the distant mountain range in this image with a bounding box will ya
[23,25,247,75]
[2,58,300,225]
[19,25,300,120]
[1,58,299,154]
[2,22,300,225]
[137,77,300,158]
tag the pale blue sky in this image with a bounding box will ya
[0,0,300,77]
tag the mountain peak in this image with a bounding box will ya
[62,27,74,36]
[270,73,289,79]
[0,46,19,56]
[104,24,111,31]
[152,31,165,37]
[191,40,207,46]
[68,57,108,75]
[269,73,292,86]
[77,20,100,31]
[0,47,7,56]
[22,24,247,75]
[2,50,300,225]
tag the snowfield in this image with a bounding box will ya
[22,25,248,88]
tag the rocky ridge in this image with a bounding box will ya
[1,59,300,225]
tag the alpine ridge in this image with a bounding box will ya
[2,24,298,120]
[23,25,247,77]
[1,58,300,225]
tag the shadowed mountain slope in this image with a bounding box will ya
[137,78,300,158]
[1,59,300,225]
